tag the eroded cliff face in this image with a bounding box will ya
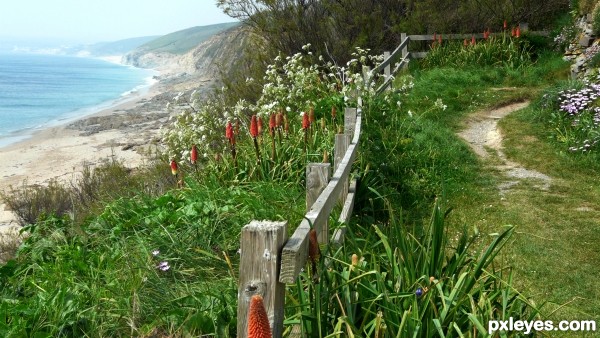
[123,26,250,88]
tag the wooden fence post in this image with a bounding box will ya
[335,133,351,205]
[237,221,288,338]
[401,33,408,67]
[384,51,391,83]
[306,163,331,243]
[344,107,357,136]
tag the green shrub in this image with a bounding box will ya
[421,34,533,70]
[593,1,600,34]
[0,179,72,226]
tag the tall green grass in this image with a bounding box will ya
[286,199,538,337]
[0,177,304,337]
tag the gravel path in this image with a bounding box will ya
[458,101,552,195]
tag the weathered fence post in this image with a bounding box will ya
[401,33,408,67]
[335,133,351,205]
[383,51,391,83]
[306,163,331,243]
[344,107,357,136]
[237,221,288,338]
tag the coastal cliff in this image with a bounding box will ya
[123,24,248,96]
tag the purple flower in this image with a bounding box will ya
[157,261,170,271]
[415,287,424,297]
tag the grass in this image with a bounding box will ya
[361,48,600,335]
[398,53,600,332]
[0,160,306,336]
[134,22,240,55]
[498,105,600,322]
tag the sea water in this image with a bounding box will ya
[0,53,156,146]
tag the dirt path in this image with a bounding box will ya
[458,100,552,195]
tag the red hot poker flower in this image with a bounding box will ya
[503,20,507,30]
[248,295,272,338]
[170,160,178,176]
[331,106,337,119]
[516,26,521,38]
[250,115,259,138]
[269,113,276,129]
[471,35,476,45]
[302,113,310,130]
[226,121,234,144]
[190,145,198,164]
[258,116,264,135]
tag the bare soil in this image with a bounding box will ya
[457,101,552,196]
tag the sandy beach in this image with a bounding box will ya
[0,58,200,229]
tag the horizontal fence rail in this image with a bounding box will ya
[406,24,549,59]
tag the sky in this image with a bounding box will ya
[0,0,237,43]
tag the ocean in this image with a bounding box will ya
[0,53,156,146]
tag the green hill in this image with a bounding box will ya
[86,36,160,56]
[134,22,240,55]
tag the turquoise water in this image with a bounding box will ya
[0,53,155,146]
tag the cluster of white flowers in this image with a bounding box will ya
[161,45,383,165]
[434,98,448,111]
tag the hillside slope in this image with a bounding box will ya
[123,24,250,97]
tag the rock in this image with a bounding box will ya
[121,143,136,151]
[580,35,594,47]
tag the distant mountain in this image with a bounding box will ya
[132,22,240,56]
[84,36,160,56]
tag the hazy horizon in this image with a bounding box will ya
[0,0,237,44]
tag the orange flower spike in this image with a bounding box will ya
[190,145,198,164]
[170,159,178,176]
[463,38,468,47]
[503,20,507,30]
[247,295,272,338]
[275,112,283,127]
[250,115,259,138]
[269,113,276,130]
[516,26,521,38]
[438,34,442,44]
[471,35,476,45]
[331,106,337,119]
[269,113,276,136]
[226,121,234,143]
[257,116,264,135]
[302,112,310,130]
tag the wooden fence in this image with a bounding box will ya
[235,37,409,337]
[404,24,549,59]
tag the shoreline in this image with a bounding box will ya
[0,60,172,228]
